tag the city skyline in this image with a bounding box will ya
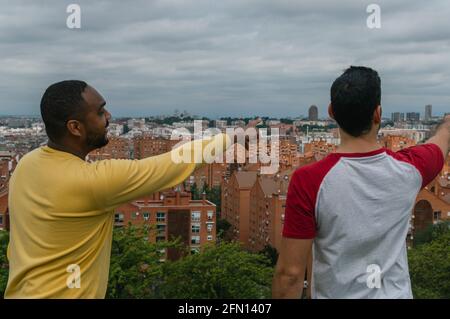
[0,105,446,120]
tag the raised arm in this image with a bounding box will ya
[87,133,231,209]
[427,115,450,159]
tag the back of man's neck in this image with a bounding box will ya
[47,140,87,161]
[336,136,382,154]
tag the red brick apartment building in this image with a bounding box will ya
[87,136,131,161]
[303,140,337,160]
[248,170,293,252]
[221,171,258,246]
[381,135,416,152]
[187,162,227,189]
[132,135,179,159]
[0,190,8,231]
[114,189,217,260]
[0,151,17,231]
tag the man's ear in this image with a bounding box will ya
[66,120,84,138]
[328,104,335,120]
[373,105,382,124]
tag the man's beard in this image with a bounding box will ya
[86,132,109,149]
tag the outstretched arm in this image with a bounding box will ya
[87,133,231,209]
[427,115,450,159]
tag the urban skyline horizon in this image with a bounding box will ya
[0,106,447,120]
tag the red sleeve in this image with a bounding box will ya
[392,143,444,188]
[282,169,317,239]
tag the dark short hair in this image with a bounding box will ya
[40,80,88,142]
[330,66,381,137]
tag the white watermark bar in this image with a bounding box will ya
[170,120,280,174]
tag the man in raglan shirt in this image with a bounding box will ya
[272,66,449,299]
[5,80,237,298]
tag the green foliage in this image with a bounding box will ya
[0,231,9,298]
[297,124,337,132]
[204,185,221,210]
[122,123,130,134]
[106,224,181,299]
[216,218,232,241]
[413,221,450,247]
[158,242,274,299]
[408,224,450,299]
[107,225,273,299]
[280,118,293,124]
[259,245,279,267]
[190,182,200,200]
[152,116,195,125]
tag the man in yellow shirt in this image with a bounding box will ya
[5,80,232,298]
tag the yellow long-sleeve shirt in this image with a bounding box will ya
[5,133,231,299]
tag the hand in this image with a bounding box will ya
[244,118,262,130]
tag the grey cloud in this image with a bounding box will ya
[0,0,449,117]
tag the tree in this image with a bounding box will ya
[413,220,450,247]
[190,182,200,200]
[202,184,221,211]
[0,231,9,298]
[106,224,181,299]
[158,242,273,298]
[259,244,279,267]
[123,123,130,134]
[216,218,232,241]
[408,224,450,299]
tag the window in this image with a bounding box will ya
[143,212,150,221]
[156,212,166,222]
[157,224,166,235]
[192,224,200,233]
[207,211,214,220]
[114,213,124,223]
[191,235,200,245]
[0,215,3,225]
[156,236,166,242]
[207,235,213,241]
[207,224,213,233]
[191,211,201,222]
[434,211,441,221]
[131,212,138,220]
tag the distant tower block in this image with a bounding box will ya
[308,105,318,121]
[425,104,432,122]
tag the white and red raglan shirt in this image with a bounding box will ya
[283,143,445,299]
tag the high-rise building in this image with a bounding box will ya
[221,171,258,244]
[406,112,420,123]
[391,112,405,123]
[308,105,319,121]
[248,170,292,252]
[424,105,432,122]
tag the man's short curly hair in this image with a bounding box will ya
[40,80,88,142]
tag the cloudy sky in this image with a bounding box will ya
[0,0,449,118]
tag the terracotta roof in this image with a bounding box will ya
[259,177,279,197]
[258,169,292,196]
[438,176,450,189]
[235,171,258,189]
[441,193,450,205]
